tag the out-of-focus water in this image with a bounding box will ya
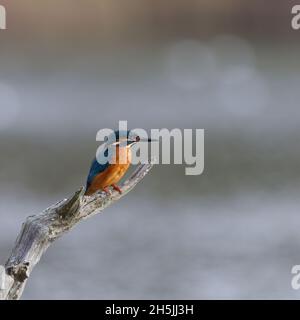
[1,190,300,299]
[0,39,300,299]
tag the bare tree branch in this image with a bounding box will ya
[0,163,154,300]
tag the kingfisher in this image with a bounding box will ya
[84,130,152,196]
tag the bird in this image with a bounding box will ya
[84,130,152,196]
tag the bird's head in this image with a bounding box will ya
[104,130,153,148]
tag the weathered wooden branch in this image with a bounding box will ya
[0,163,154,300]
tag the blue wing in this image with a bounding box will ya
[85,148,110,191]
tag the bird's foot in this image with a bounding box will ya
[103,186,111,195]
[112,184,122,194]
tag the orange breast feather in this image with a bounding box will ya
[86,146,131,195]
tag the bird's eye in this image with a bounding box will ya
[136,136,140,142]
[104,136,108,142]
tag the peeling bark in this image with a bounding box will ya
[0,163,154,300]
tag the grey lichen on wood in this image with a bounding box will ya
[0,162,154,300]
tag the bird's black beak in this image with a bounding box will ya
[139,138,157,142]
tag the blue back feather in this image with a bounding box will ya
[86,148,110,191]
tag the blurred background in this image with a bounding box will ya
[0,0,300,299]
